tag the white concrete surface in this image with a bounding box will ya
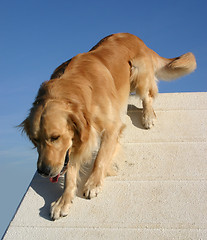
[3,92,207,240]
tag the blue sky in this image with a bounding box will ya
[0,0,206,237]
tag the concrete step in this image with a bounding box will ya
[3,92,207,240]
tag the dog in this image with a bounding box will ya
[20,33,196,220]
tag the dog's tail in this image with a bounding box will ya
[154,52,197,81]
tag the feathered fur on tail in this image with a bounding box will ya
[155,52,197,81]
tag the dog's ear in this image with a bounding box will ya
[68,110,90,143]
[17,117,30,137]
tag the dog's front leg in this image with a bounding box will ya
[83,126,121,199]
[50,163,79,220]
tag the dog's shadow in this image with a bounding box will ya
[31,105,143,221]
[127,104,145,129]
[31,157,95,221]
[31,173,64,221]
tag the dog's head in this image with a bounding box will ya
[20,99,90,182]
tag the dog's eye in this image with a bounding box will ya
[50,136,60,142]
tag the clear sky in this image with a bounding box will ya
[0,0,206,237]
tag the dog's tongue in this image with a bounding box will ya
[50,174,60,183]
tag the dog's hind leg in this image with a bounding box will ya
[130,57,158,129]
[141,90,157,129]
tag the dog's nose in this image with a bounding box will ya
[37,163,51,177]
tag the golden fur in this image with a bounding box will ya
[20,33,196,220]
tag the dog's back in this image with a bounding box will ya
[51,33,196,103]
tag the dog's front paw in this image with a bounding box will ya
[50,195,72,221]
[83,175,103,199]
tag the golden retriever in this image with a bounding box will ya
[20,33,196,220]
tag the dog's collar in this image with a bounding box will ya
[50,149,70,183]
[63,149,70,168]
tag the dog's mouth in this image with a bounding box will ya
[50,149,70,183]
